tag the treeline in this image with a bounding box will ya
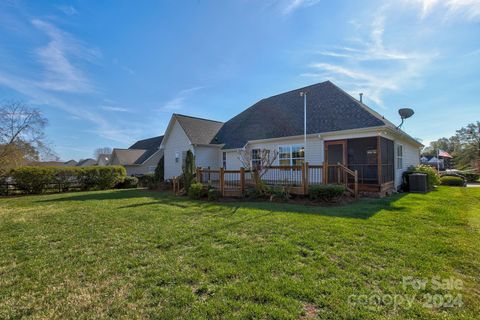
[423,121,480,170]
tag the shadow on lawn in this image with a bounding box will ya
[37,189,410,220]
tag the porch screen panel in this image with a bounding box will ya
[380,137,394,183]
[347,137,378,185]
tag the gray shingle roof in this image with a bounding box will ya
[211,81,386,149]
[111,149,146,165]
[174,114,223,145]
[129,135,163,150]
[76,158,97,166]
[133,149,161,165]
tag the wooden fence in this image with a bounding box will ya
[0,182,84,196]
[191,162,358,198]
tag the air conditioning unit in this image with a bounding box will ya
[409,173,428,193]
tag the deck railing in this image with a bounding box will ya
[192,162,358,198]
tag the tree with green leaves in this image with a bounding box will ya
[183,150,195,191]
[455,121,480,170]
[422,121,479,170]
[154,156,164,182]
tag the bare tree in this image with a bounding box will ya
[93,147,112,159]
[237,146,278,191]
[0,101,53,172]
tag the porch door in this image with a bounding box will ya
[325,141,346,184]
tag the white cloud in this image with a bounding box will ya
[303,13,435,107]
[409,0,480,20]
[101,105,130,112]
[280,0,321,15]
[0,65,134,144]
[58,5,78,16]
[31,19,100,93]
[160,86,205,110]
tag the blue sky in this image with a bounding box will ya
[0,0,479,161]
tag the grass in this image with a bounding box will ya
[0,187,479,319]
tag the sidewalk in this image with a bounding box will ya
[467,183,480,187]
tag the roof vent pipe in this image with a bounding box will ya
[359,93,363,103]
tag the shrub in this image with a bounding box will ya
[402,165,440,191]
[309,184,346,202]
[463,172,479,183]
[188,182,205,199]
[440,176,465,186]
[245,187,262,199]
[76,166,126,191]
[116,176,139,189]
[154,156,164,182]
[183,150,195,192]
[53,167,78,191]
[9,166,126,194]
[138,174,156,188]
[270,185,292,201]
[0,174,9,196]
[207,188,221,201]
[10,166,55,194]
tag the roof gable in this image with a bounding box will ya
[211,81,386,149]
[175,114,223,145]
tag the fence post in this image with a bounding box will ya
[354,170,358,199]
[337,164,342,184]
[240,167,245,195]
[302,162,309,195]
[196,167,201,183]
[220,168,225,196]
[323,163,328,184]
[173,177,176,194]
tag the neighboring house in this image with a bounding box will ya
[159,114,224,179]
[63,160,78,166]
[97,154,111,166]
[110,136,164,176]
[76,158,97,167]
[28,160,78,167]
[421,155,453,170]
[160,81,422,193]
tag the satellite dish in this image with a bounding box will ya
[397,108,414,129]
[398,108,414,119]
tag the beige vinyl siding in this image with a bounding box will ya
[163,120,193,179]
[248,136,324,166]
[194,145,221,169]
[223,150,244,170]
[394,139,420,188]
[220,137,323,171]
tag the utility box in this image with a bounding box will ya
[409,173,428,193]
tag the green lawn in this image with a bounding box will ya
[0,187,479,319]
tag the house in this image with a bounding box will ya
[420,155,453,170]
[97,154,111,166]
[76,158,97,167]
[160,115,223,179]
[28,160,78,167]
[63,160,78,166]
[109,136,164,176]
[160,81,422,193]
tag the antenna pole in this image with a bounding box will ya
[304,92,307,160]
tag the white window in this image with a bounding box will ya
[251,149,261,168]
[175,152,180,163]
[222,152,227,169]
[148,166,156,173]
[279,145,305,166]
[396,145,403,169]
